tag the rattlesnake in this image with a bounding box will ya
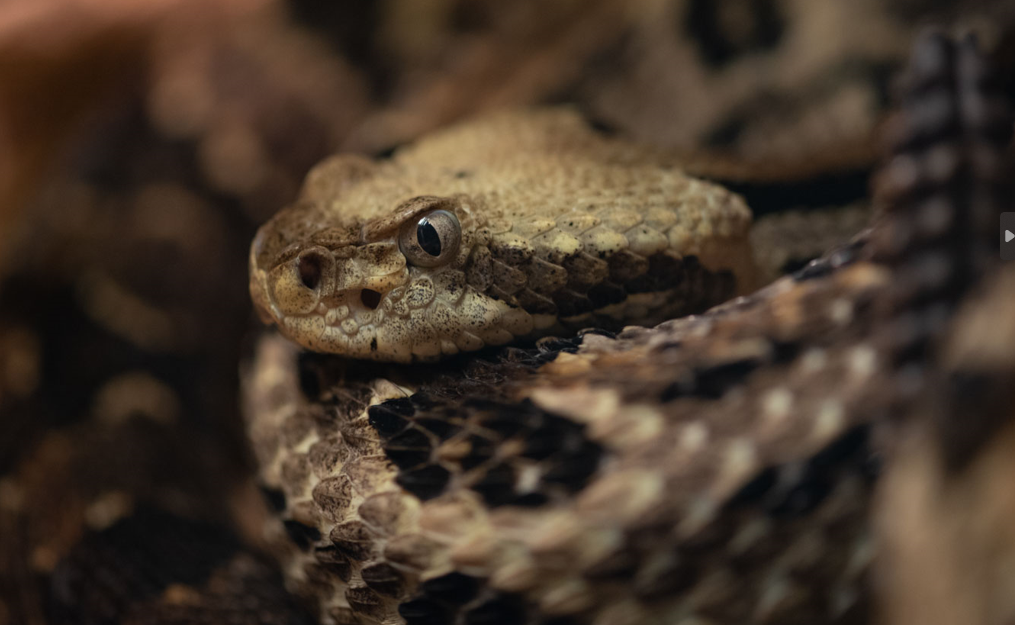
[239,33,1014,625]
[5,25,1012,625]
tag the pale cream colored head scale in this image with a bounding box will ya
[250,110,756,362]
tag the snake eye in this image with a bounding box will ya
[398,209,462,268]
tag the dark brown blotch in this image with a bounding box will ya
[514,288,558,315]
[552,289,595,317]
[458,433,498,470]
[414,417,461,440]
[368,400,414,438]
[541,440,602,491]
[419,572,481,605]
[396,464,451,501]
[520,417,583,461]
[469,463,517,507]
[607,249,650,283]
[384,427,435,470]
[660,356,763,401]
[562,252,609,289]
[461,594,526,625]
[259,486,287,513]
[399,598,452,625]
[625,253,685,293]
[586,281,627,309]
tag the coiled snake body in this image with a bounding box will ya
[245,110,878,625]
[4,18,1013,625]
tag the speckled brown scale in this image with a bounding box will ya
[250,110,755,363]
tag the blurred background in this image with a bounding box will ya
[1,1,1014,624]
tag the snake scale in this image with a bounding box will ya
[2,12,1014,625]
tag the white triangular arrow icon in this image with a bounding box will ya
[1007,230,1014,243]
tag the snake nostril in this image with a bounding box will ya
[297,253,323,290]
[361,289,382,310]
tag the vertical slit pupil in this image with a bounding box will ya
[417,218,442,256]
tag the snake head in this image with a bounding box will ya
[251,111,757,363]
[250,155,533,363]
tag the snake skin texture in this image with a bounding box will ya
[3,9,1013,624]
[241,30,1015,625]
[245,240,884,625]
